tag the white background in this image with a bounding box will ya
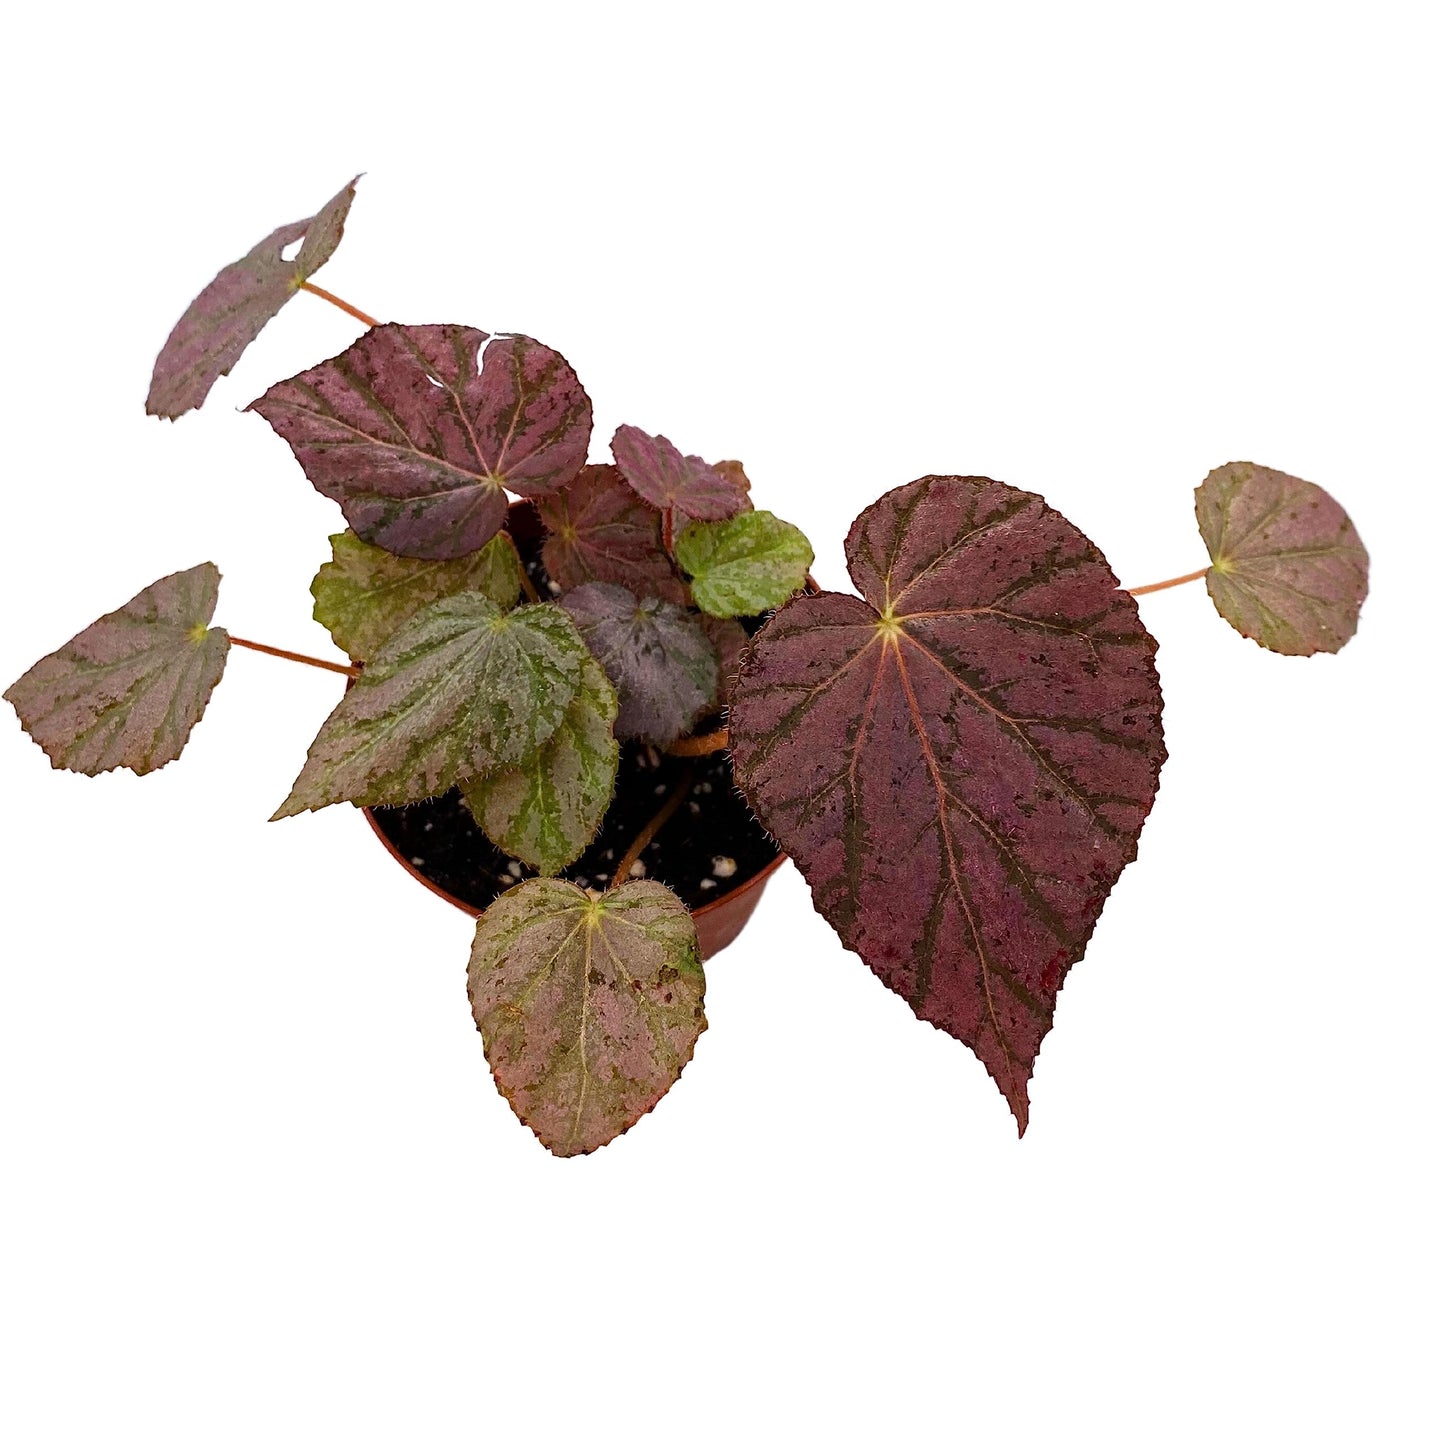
[2,4,1439,1441]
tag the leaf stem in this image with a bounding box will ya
[230,635,358,677]
[665,727,729,757]
[1127,566,1210,597]
[517,564,541,604]
[298,281,380,329]
[611,769,694,888]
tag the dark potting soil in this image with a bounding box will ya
[369,744,780,913]
[368,500,782,914]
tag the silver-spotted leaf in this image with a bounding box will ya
[146,177,357,419]
[461,654,620,876]
[611,426,750,529]
[312,529,522,663]
[700,615,749,708]
[538,464,688,603]
[274,597,586,818]
[675,509,814,617]
[468,879,705,1156]
[250,325,592,560]
[5,563,230,775]
[1195,462,1369,655]
[561,582,717,745]
[729,476,1166,1133]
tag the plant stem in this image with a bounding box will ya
[299,281,380,329]
[230,635,358,677]
[1127,566,1210,597]
[666,727,729,757]
[611,770,694,888]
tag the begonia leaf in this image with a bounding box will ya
[468,878,705,1157]
[5,563,229,775]
[146,177,357,419]
[273,597,586,819]
[700,615,749,708]
[312,529,521,663]
[250,325,591,560]
[538,464,688,603]
[611,426,750,529]
[561,582,717,746]
[675,509,814,617]
[729,476,1166,1133]
[461,654,619,876]
[1195,462,1369,655]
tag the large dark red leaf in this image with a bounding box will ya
[729,476,1166,1132]
[250,325,591,560]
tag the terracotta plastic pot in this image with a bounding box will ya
[359,499,792,960]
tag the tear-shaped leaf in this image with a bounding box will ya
[675,510,814,617]
[1195,462,1369,656]
[146,177,358,419]
[461,654,620,876]
[468,878,705,1157]
[273,597,586,818]
[538,464,688,603]
[250,325,592,560]
[729,476,1166,1133]
[312,529,522,663]
[700,615,749,708]
[5,564,230,775]
[611,426,750,529]
[561,582,717,745]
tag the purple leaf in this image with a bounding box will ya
[250,325,592,560]
[5,564,230,775]
[468,878,706,1156]
[700,615,749,709]
[561,582,717,746]
[539,464,689,604]
[1195,462,1369,655]
[611,426,750,530]
[729,476,1166,1133]
[146,177,358,419]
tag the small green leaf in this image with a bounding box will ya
[312,530,522,663]
[468,878,706,1157]
[5,564,230,775]
[146,177,358,419]
[1195,462,1369,655]
[273,597,586,819]
[674,510,814,617]
[461,654,620,876]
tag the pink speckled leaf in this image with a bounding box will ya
[611,426,750,532]
[729,476,1166,1133]
[539,464,688,604]
[1195,462,1369,655]
[250,325,592,560]
[468,878,706,1157]
[146,177,357,419]
[5,564,229,775]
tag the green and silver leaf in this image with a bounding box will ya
[273,596,586,818]
[468,878,706,1157]
[461,654,620,876]
[5,563,230,775]
[312,530,523,663]
[674,509,813,617]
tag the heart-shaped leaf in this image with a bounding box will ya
[5,563,230,775]
[561,582,717,745]
[675,509,814,617]
[312,529,522,663]
[1195,462,1369,655]
[146,177,358,419]
[611,426,750,530]
[461,654,620,876]
[538,464,688,603]
[250,325,592,560]
[468,878,706,1156]
[729,476,1166,1133]
[273,597,586,819]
